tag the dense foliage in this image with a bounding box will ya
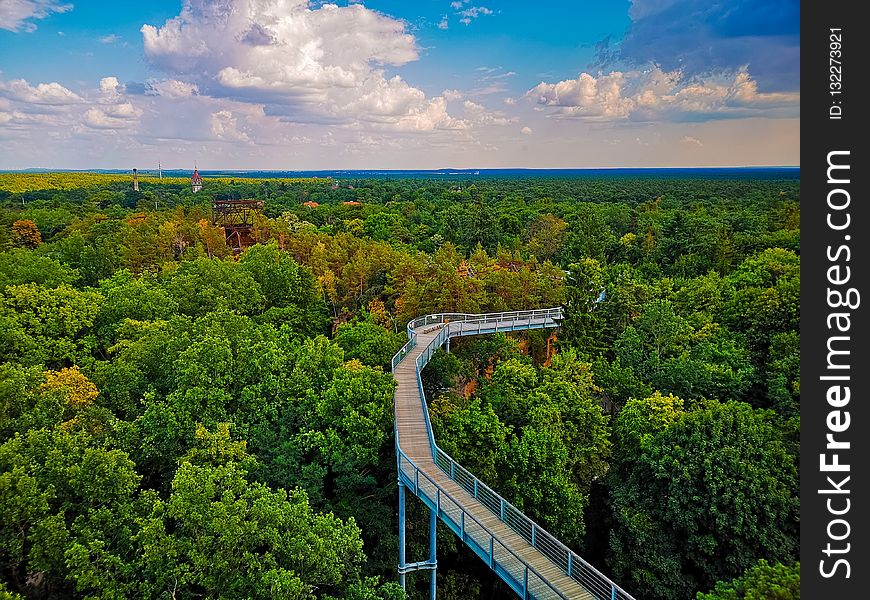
[697,560,800,600]
[0,172,799,599]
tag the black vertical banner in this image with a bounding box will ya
[801,1,870,597]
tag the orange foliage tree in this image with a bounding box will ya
[12,219,42,248]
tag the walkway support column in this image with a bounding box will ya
[398,481,406,591]
[429,506,437,600]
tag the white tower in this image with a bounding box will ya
[191,166,203,193]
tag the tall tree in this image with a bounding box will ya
[561,258,605,357]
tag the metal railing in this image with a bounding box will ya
[391,308,636,600]
[398,447,569,600]
[431,448,634,600]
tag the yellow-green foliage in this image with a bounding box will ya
[0,172,314,193]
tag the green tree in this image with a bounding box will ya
[430,394,509,486]
[615,301,755,401]
[479,350,610,546]
[697,560,799,600]
[0,428,141,598]
[95,270,179,346]
[609,401,799,599]
[561,258,605,357]
[610,392,684,473]
[239,243,328,336]
[0,284,103,368]
[161,257,265,317]
[0,250,78,290]
[137,460,376,599]
[335,318,405,371]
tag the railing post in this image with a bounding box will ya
[612,584,616,600]
[489,536,494,568]
[473,479,478,498]
[567,552,573,577]
[500,498,505,520]
[415,468,419,495]
[523,567,528,599]
[461,511,465,538]
[450,461,455,480]
[531,523,536,547]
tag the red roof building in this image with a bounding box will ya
[191,169,203,193]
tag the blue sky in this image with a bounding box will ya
[0,1,799,169]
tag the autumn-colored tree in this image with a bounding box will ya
[366,298,393,329]
[197,218,233,259]
[40,366,99,409]
[11,220,41,249]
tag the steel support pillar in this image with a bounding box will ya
[398,481,407,590]
[429,507,437,600]
[397,479,438,599]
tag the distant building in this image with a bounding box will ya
[191,168,203,193]
[212,198,264,252]
[342,200,361,206]
[302,201,319,208]
[132,168,139,192]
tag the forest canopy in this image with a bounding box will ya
[0,172,799,600]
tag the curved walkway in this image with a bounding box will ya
[392,309,635,600]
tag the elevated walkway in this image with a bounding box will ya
[392,309,635,600]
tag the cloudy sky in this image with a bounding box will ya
[0,0,799,169]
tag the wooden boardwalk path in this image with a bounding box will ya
[392,310,635,600]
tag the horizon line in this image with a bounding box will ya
[2,165,801,173]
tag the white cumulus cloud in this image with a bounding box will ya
[462,100,516,126]
[0,0,72,33]
[0,78,81,105]
[139,0,462,132]
[211,109,252,142]
[442,89,463,101]
[81,76,142,130]
[526,67,799,122]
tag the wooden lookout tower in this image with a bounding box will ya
[212,199,265,252]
